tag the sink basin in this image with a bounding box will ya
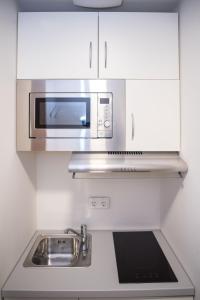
[23,233,91,267]
[32,236,80,266]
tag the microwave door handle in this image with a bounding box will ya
[89,41,92,68]
[131,113,134,140]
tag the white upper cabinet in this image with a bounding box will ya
[99,13,179,79]
[17,13,98,79]
[126,80,180,151]
[18,12,179,80]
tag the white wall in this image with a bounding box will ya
[37,153,161,230]
[161,0,200,298]
[0,0,36,289]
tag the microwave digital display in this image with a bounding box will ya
[35,98,90,129]
[100,98,109,104]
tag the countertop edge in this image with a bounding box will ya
[2,288,195,299]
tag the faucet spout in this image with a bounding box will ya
[64,228,80,236]
[64,224,88,255]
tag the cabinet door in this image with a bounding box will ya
[5,297,193,300]
[5,298,77,300]
[80,298,193,300]
[99,13,179,79]
[126,81,180,151]
[17,12,98,79]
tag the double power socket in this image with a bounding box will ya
[89,196,110,209]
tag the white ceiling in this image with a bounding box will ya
[17,0,180,12]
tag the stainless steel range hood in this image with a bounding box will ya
[68,152,188,179]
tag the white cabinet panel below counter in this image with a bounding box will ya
[5,297,194,300]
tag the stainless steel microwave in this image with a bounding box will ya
[30,92,112,139]
[17,80,126,151]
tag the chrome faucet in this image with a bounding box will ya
[64,224,88,255]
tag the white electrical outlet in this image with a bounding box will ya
[89,196,110,209]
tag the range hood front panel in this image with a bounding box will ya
[68,152,188,177]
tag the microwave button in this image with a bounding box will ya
[98,131,105,138]
[98,131,112,138]
[98,119,103,125]
[104,120,110,128]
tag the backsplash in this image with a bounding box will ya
[36,152,161,230]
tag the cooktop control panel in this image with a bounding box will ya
[113,231,178,283]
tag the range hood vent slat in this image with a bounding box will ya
[108,151,143,155]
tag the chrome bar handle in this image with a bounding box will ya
[105,41,107,68]
[89,42,92,68]
[131,113,134,140]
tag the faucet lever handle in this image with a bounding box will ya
[81,224,87,236]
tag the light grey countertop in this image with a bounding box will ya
[2,230,194,299]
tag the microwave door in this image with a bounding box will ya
[29,93,98,138]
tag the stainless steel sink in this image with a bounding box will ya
[23,233,91,267]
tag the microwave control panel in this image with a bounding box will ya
[97,93,113,138]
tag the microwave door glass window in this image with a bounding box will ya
[35,98,90,129]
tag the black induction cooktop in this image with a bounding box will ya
[113,231,178,283]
